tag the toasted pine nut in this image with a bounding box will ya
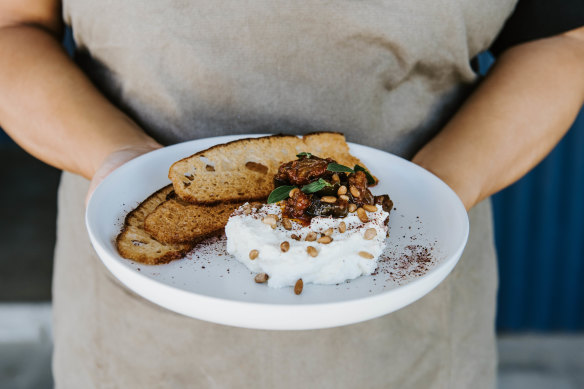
[262,215,278,226]
[364,228,377,240]
[305,232,317,241]
[317,236,333,244]
[321,196,337,203]
[307,246,318,257]
[348,203,357,213]
[249,249,259,260]
[337,185,347,195]
[339,221,347,233]
[255,273,269,283]
[280,241,290,252]
[294,279,304,295]
[289,188,299,198]
[282,218,292,230]
[356,207,369,223]
[350,185,360,197]
[324,228,334,236]
[291,234,301,241]
[332,174,340,184]
[358,251,374,259]
[339,194,349,202]
[363,204,378,212]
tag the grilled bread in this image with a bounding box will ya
[144,195,245,244]
[168,132,364,204]
[116,185,198,264]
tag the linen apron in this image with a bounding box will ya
[54,1,517,387]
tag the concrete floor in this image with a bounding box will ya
[498,334,584,389]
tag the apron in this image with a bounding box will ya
[54,1,516,387]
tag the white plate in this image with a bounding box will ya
[86,135,469,330]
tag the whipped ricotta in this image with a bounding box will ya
[225,203,389,288]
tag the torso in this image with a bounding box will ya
[64,0,516,156]
[54,1,516,387]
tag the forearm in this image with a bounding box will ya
[0,25,159,179]
[413,31,584,210]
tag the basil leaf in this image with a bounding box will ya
[267,185,297,204]
[354,165,376,185]
[301,178,333,194]
[326,163,354,173]
[296,152,313,158]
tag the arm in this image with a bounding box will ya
[0,0,160,186]
[412,27,584,210]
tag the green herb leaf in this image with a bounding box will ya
[267,185,297,204]
[354,165,376,185]
[296,152,313,158]
[326,163,354,173]
[301,178,333,194]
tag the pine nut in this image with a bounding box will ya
[348,203,357,213]
[332,174,340,184]
[305,232,317,241]
[282,218,292,230]
[356,207,369,222]
[289,188,300,198]
[249,249,259,260]
[280,241,290,252]
[337,185,347,195]
[317,236,333,244]
[307,246,318,257]
[339,221,347,233]
[350,185,360,197]
[291,234,301,241]
[262,215,278,226]
[255,273,269,283]
[364,228,377,240]
[321,196,337,203]
[324,228,334,236]
[363,204,378,212]
[294,279,304,295]
[358,251,374,259]
[339,194,349,202]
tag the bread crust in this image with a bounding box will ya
[168,132,364,204]
[115,185,197,264]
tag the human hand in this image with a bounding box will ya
[85,143,163,206]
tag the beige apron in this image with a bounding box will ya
[54,1,517,387]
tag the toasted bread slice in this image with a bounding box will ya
[168,132,364,204]
[144,196,244,244]
[116,185,197,265]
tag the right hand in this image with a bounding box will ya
[85,143,162,206]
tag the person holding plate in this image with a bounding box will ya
[0,0,583,387]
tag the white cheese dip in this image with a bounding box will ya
[225,203,389,288]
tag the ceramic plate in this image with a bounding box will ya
[86,135,468,330]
